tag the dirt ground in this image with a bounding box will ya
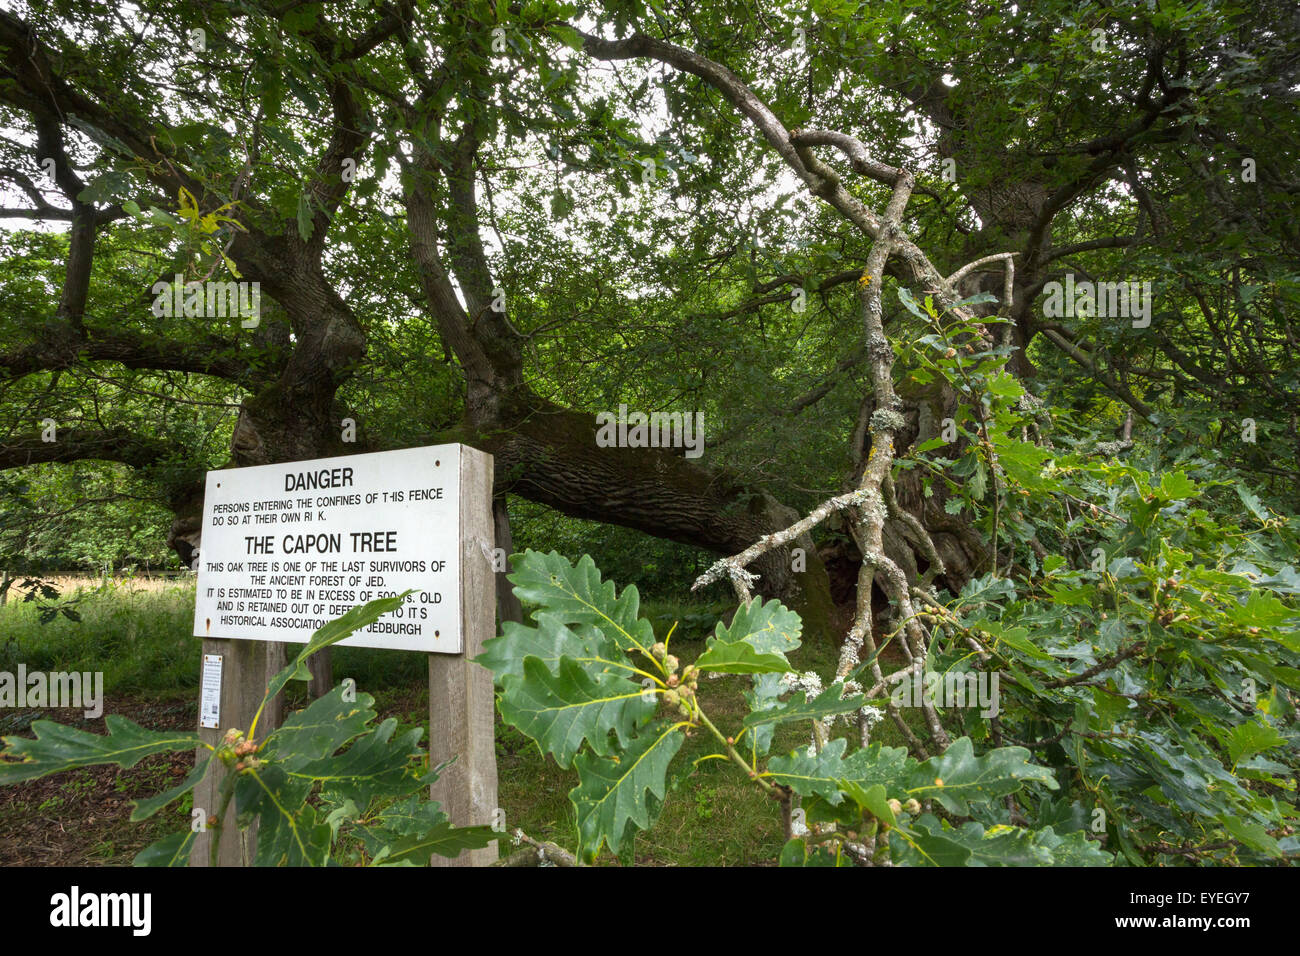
[0,699,197,866]
[0,687,441,867]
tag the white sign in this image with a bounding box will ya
[200,654,223,728]
[193,445,462,652]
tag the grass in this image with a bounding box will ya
[0,580,914,866]
[0,577,427,704]
[0,577,199,701]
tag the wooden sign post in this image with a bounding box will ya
[189,444,499,866]
[429,447,498,867]
[192,639,285,866]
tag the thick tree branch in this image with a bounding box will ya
[0,329,263,386]
[0,426,176,471]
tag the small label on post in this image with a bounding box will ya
[200,654,223,729]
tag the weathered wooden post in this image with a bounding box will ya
[190,443,499,866]
[191,640,284,866]
[430,446,498,866]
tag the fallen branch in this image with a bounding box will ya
[492,830,578,867]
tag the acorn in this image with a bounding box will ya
[664,654,680,673]
[887,798,903,816]
[650,642,667,661]
[663,689,680,706]
[904,799,922,814]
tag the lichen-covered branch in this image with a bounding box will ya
[587,29,966,755]
[494,830,578,867]
[691,487,874,596]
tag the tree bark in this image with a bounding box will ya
[493,498,524,626]
[471,396,836,635]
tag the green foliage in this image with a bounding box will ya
[481,550,1104,865]
[498,655,656,767]
[571,720,686,862]
[946,484,1300,863]
[0,464,184,575]
[0,716,199,786]
[696,597,803,673]
[0,595,495,866]
[895,294,1300,866]
[490,491,1300,866]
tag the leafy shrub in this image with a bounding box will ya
[479,550,1114,865]
[949,466,1300,863]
